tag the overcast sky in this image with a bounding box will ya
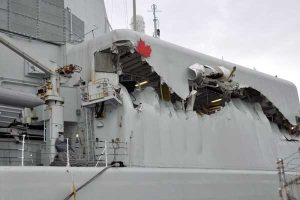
[104,0,300,98]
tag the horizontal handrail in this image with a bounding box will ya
[0,137,128,166]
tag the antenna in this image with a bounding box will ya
[133,0,137,31]
[149,4,161,38]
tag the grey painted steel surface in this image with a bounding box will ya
[67,29,300,124]
[0,139,43,166]
[0,0,64,42]
[0,32,62,85]
[38,0,65,43]
[65,28,300,172]
[0,166,279,200]
[0,0,108,124]
[0,2,298,199]
[0,87,43,107]
[0,0,84,44]
[88,86,299,170]
[60,87,81,122]
[64,0,109,40]
[64,8,85,43]
[0,34,53,75]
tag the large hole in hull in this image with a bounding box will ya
[98,43,299,136]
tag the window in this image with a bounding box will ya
[94,51,115,73]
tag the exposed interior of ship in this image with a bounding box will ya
[0,0,299,199]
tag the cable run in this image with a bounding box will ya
[63,166,111,200]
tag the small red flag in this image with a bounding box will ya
[135,39,152,58]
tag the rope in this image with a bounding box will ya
[63,166,111,200]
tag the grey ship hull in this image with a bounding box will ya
[0,166,278,200]
[0,1,299,200]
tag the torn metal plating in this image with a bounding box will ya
[95,35,299,136]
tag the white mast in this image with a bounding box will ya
[150,4,160,38]
[133,0,137,31]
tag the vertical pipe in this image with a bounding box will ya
[133,0,137,31]
[69,8,73,41]
[85,108,90,161]
[90,109,95,162]
[105,141,108,167]
[152,4,157,38]
[129,133,133,168]
[21,135,25,166]
[43,107,46,142]
[66,138,70,167]
[47,100,64,163]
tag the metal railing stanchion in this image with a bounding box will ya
[21,135,25,166]
[66,138,70,167]
[105,141,108,167]
[95,140,108,167]
[277,158,288,200]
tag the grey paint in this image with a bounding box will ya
[0,87,43,107]
[0,166,279,200]
[89,86,300,170]
[60,86,81,122]
[0,139,43,166]
[0,0,84,44]
[0,1,298,199]
[67,29,299,124]
[64,0,109,40]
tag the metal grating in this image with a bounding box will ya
[41,0,63,8]
[10,0,37,19]
[0,10,8,30]
[0,0,84,44]
[0,0,8,30]
[0,0,8,9]
[70,14,84,42]
[64,8,85,43]
[10,13,38,37]
[39,0,64,26]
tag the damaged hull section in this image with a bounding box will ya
[0,24,299,200]
[65,29,300,170]
[97,87,299,169]
[68,29,299,126]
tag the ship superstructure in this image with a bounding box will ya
[0,1,299,200]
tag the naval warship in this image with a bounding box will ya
[0,0,299,199]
